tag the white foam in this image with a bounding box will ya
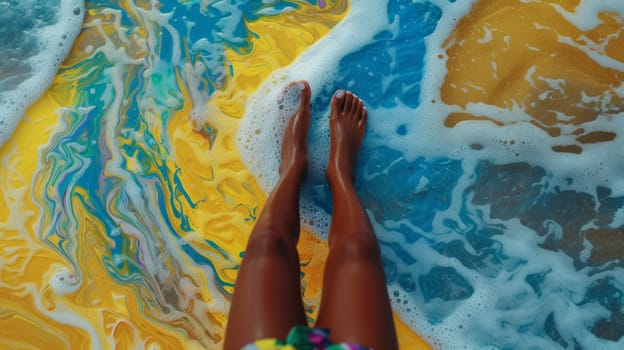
[552,0,624,31]
[48,266,80,295]
[0,0,84,149]
[238,80,305,190]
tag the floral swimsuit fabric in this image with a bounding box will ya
[242,326,370,350]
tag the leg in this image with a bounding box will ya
[315,90,398,350]
[223,81,312,350]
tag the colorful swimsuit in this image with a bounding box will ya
[242,326,370,350]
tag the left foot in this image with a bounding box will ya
[278,80,312,178]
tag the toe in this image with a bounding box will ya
[344,92,354,114]
[345,92,355,114]
[350,95,362,116]
[298,81,311,107]
[331,89,346,113]
[359,107,368,129]
[355,96,364,116]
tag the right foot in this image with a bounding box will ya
[326,90,367,183]
[279,80,312,179]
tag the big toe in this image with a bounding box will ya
[282,80,311,107]
[331,89,346,113]
[297,80,311,106]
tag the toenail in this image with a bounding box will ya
[297,82,306,90]
[335,89,345,99]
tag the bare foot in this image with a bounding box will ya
[279,80,312,179]
[326,89,367,183]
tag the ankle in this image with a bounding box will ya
[327,164,355,185]
[280,161,307,182]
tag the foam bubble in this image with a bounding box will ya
[48,266,80,295]
[239,75,298,190]
[0,0,85,149]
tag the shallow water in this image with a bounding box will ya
[1,0,624,349]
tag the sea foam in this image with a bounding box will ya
[0,0,84,149]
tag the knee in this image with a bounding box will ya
[332,234,381,264]
[245,233,294,258]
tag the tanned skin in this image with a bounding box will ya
[223,81,398,350]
